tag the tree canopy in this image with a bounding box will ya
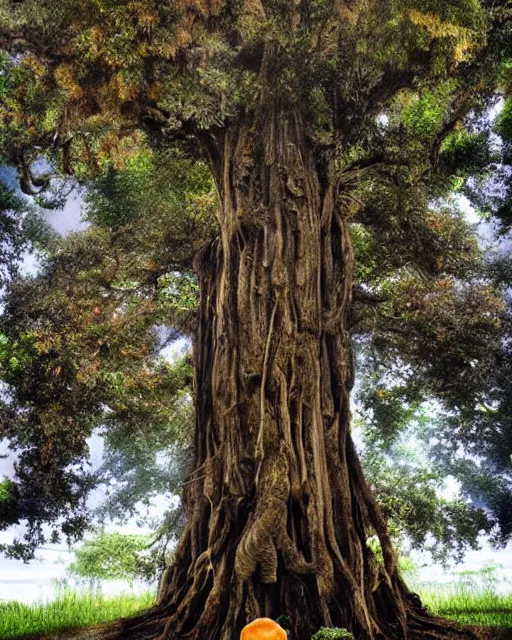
[0,0,506,178]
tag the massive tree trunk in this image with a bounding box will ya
[109,107,469,640]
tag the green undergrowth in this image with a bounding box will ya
[0,588,155,639]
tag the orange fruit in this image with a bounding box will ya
[241,618,287,640]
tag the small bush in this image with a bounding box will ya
[276,615,291,630]
[312,627,354,640]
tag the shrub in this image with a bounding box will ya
[311,627,354,640]
[276,615,291,630]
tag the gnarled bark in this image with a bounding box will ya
[104,107,476,640]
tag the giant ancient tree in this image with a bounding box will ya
[1,2,511,639]
[0,142,506,568]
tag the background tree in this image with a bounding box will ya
[68,531,162,586]
[0,146,215,559]
[356,406,493,566]
[1,2,512,640]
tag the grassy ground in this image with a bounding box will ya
[418,582,512,628]
[0,577,510,639]
[0,589,155,639]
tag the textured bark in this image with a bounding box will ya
[104,106,476,640]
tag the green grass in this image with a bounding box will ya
[0,577,511,639]
[0,588,155,639]
[416,578,512,628]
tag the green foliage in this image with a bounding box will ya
[359,385,418,449]
[275,615,291,631]
[97,362,193,527]
[440,131,492,176]
[0,331,38,385]
[0,222,195,557]
[0,477,17,526]
[68,532,153,583]
[495,97,512,142]
[0,147,210,557]
[366,538,419,580]
[311,628,354,640]
[85,146,215,231]
[0,51,9,96]
[0,52,65,177]
[400,83,455,142]
[0,477,13,502]
[357,401,494,564]
[158,273,199,314]
[0,0,490,177]
[353,185,481,285]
